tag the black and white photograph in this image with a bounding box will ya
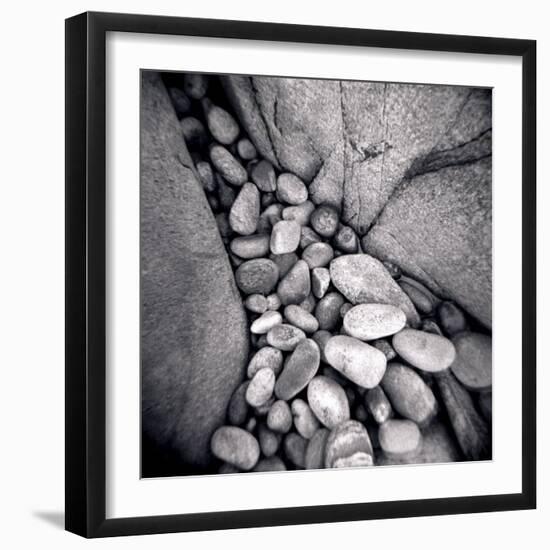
[141,70,493,478]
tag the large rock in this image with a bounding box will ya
[222,76,489,234]
[141,72,249,474]
[363,158,492,328]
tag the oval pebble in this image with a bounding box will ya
[324,335,387,389]
[437,301,468,336]
[244,294,268,314]
[282,201,315,226]
[365,386,392,424]
[312,267,330,299]
[275,339,320,400]
[324,420,374,468]
[168,87,191,115]
[229,182,260,235]
[210,144,248,186]
[381,363,437,425]
[343,303,407,341]
[277,260,311,305]
[284,305,319,333]
[227,381,249,425]
[251,159,276,192]
[276,173,308,205]
[393,328,456,372]
[333,225,358,253]
[302,242,335,269]
[258,424,281,457]
[211,426,260,470]
[315,292,345,331]
[266,324,306,351]
[250,310,283,334]
[181,117,207,149]
[196,161,216,192]
[291,399,321,439]
[253,456,287,472]
[379,419,422,457]
[305,428,330,469]
[267,400,293,433]
[398,280,434,315]
[230,234,270,259]
[235,259,279,295]
[307,376,350,429]
[270,220,301,254]
[183,73,209,99]
[284,433,308,468]
[310,205,339,238]
[246,368,276,407]
[216,175,237,210]
[450,332,492,391]
[266,293,282,311]
[247,346,284,378]
[202,99,240,145]
[237,138,257,160]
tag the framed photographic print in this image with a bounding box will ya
[65,11,536,538]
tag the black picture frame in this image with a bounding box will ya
[65,11,537,538]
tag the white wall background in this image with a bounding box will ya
[0,0,547,547]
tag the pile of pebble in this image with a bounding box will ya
[166,73,493,474]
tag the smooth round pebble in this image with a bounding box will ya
[450,332,492,391]
[210,145,248,186]
[284,305,319,333]
[393,328,456,372]
[253,456,287,472]
[266,293,282,311]
[203,99,240,145]
[246,368,276,407]
[399,280,434,315]
[251,159,277,192]
[229,182,260,235]
[315,292,345,331]
[237,138,257,160]
[276,173,308,205]
[247,346,284,378]
[307,376,350,429]
[183,73,209,99]
[267,400,293,433]
[343,303,407,341]
[180,117,207,149]
[277,260,311,305]
[282,201,315,226]
[266,324,306,351]
[244,294,268,314]
[324,335,387,388]
[292,399,321,439]
[333,225,358,253]
[312,267,330,299]
[379,419,422,457]
[305,428,330,469]
[365,386,392,424]
[270,220,301,254]
[168,87,191,115]
[324,420,373,468]
[310,205,339,238]
[284,433,308,468]
[230,234,270,259]
[196,161,216,192]
[235,259,279,295]
[250,310,283,334]
[437,301,468,336]
[210,426,260,470]
[275,339,320,400]
[302,242,335,269]
[258,424,281,457]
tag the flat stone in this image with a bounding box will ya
[312,267,330,299]
[266,323,306,351]
[250,310,283,334]
[379,419,422,457]
[210,144,248,186]
[307,376,350,429]
[343,304,407,341]
[302,242,334,269]
[247,346,284,378]
[230,234,270,259]
[276,173,308,205]
[267,400,293,433]
[450,332,492,391]
[315,292,345,331]
[210,426,260,470]
[393,328,456,372]
[229,182,260,235]
[235,259,279,295]
[324,420,374,468]
[277,259,311,305]
[284,304,319,333]
[305,428,330,469]
[275,339,320,400]
[282,201,315,226]
[202,99,240,145]
[270,220,301,254]
[251,159,277,192]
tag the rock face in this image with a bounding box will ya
[363,158,492,328]
[141,72,249,474]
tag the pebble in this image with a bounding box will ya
[340,303,353,318]
[324,420,374,468]
[181,117,207,149]
[183,73,209,99]
[168,87,191,115]
[255,335,269,349]
[310,205,339,238]
[307,376,350,429]
[210,426,260,470]
[398,279,435,315]
[216,175,237,210]
[246,367,276,407]
[393,328,456,372]
[202,98,240,145]
[267,400,293,433]
[245,417,257,433]
[330,254,420,326]
[229,182,260,235]
[254,456,287,472]
[450,332,492,391]
[270,252,298,279]
[437,301,468,336]
[302,242,335,269]
[196,161,216,192]
[299,293,317,313]
[237,138,257,160]
[244,294,268,314]
[227,381,249,425]
[250,310,283,334]
[311,268,331,299]
[276,173,308,205]
[270,220,301,254]
[251,159,277,192]
[254,396,275,416]
[311,330,331,362]
[324,335,387,388]
[258,424,281,457]
[365,386,392,424]
[343,304,407,341]
[381,363,437,425]
[247,346,284,378]
[277,260,311,305]
[282,201,315,226]
[333,225,358,253]
[315,292,345,331]
[300,226,322,248]
[284,305,319,333]
[266,293,282,311]
[284,433,308,468]
[230,234,270,259]
[266,323,306,351]
[379,419,422,457]
[275,339,320,400]
[292,399,321,439]
[305,428,330,469]
[210,145,248,186]
[235,259,279,295]
[371,339,397,361]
